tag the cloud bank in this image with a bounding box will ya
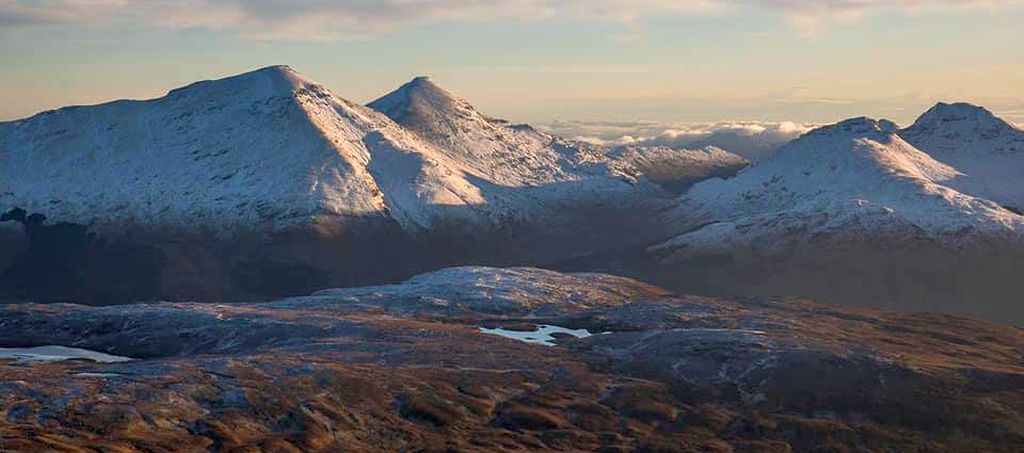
[540,120,816,159]
[2,0,1020,40]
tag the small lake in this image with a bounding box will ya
[0,346,133,363]
[479,324,600,346]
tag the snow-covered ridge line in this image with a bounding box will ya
[2,65,706,234]
[655,110,1024,261]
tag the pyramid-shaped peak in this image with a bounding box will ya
[398,75,459,101]
[401,75,447,92]
[368,75,475,122]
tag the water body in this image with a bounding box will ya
[0,346,133,363]
[479,324,600,346]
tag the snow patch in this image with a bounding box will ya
[479,324,601,346]
[0,346,134,363]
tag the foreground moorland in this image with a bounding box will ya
[1,267,1021,451]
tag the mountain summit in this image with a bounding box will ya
[903,102,1018,145]
[367,76,468,126]
[649,113,1024,319]
[655,116,1012,257]
[0,65,497,232]
[900,102,1024,208]
[369,76,621,185]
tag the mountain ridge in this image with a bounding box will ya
[641,111,1024,320]
[1,66,749,303]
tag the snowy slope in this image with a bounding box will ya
[0,66,497,232]
[653,117,1024,259]
[368,76,618,185]
[0,67,757,237]
[900,102,1024,210]
[367,76,755,212]
[0,67,647,234]
[606,145,748,193]
[292,266,655,314]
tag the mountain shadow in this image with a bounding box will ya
[1,208,166,304]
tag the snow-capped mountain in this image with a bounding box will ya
[653,117,1024,258]
[900,102,1024,210]
[0,66,753,239]
[0,66,659,235]
[368,76,616,186]
[642,114,1024,320]
[0,66,480,232]
[0,66,748,302]
[367,75,748,199]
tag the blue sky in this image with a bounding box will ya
[1,0,1022,127]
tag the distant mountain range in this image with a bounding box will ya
[648,105,1024,320]
[2,66,1024,321]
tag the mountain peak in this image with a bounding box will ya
[900,101,1023,160]
[367,75,470,122]
[905,102,1017,135]
[166,65,320,101]
[805,117,899,139]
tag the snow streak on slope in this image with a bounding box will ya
[900,102,1024,210]
[654,117,1024,258]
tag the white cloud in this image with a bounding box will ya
[1,0,1020,40]
[540,119,816,159]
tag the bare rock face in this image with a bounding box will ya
[1,267,1021,451]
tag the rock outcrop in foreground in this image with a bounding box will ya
[1,267,1021,451]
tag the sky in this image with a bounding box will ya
[2,0,1023,136]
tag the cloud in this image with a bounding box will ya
[0,1,722,40]
[0,0,128,26]
[747,0,1024,37]
[539,119,815,159]
[1,0,1020,40]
